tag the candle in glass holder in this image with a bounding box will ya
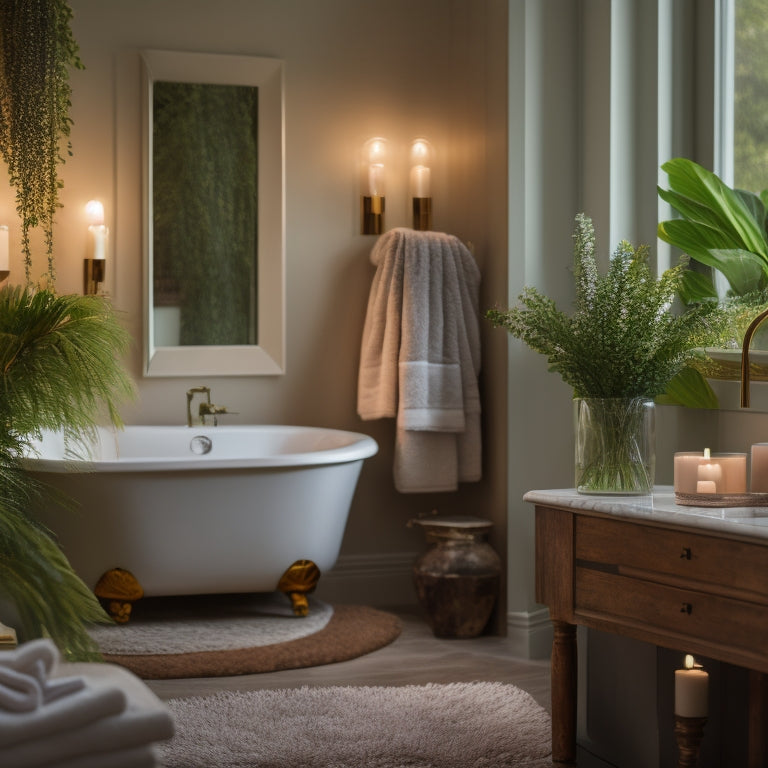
[674,449,747,494]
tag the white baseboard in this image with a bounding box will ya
[315,551,420,607]
[506,607,552,660]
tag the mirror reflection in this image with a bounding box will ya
[152,81,259,347]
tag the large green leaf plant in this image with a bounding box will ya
[658,157,768,318]
[0,1,136,660]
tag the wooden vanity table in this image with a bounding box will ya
[525,487,768,767]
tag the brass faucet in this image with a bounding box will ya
[198,401,231,427]
[740,306,768,407]
[186,386,211,427]
[185,386,234,426]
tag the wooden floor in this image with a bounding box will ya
[145,605,552,713]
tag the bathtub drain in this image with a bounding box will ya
[190,435,213,455]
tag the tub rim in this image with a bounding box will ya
[20,424,379,474]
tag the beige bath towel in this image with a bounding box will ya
[358,227,481,492]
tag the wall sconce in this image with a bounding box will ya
[361,138,386,235]
[84,200,107,295]
[0,225,8,283]
[410,138,432,231]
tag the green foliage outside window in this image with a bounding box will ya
[734,0,768,193]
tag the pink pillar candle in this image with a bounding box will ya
[674,450,747,494]
[751,443,768,492]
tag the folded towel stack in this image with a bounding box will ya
[358,227,482,492]
[0,639,174,768]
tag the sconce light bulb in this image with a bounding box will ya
[85,200,105,226]
[366,139,386,165]
[684,654,695,670]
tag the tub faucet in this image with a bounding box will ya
[186,386,211,427]
[198,401,231,427]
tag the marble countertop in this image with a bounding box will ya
[523,486,768,541]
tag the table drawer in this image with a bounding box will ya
[575,515,768,600]
[576,567,768,658]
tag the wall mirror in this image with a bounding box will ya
[141,50,285,377]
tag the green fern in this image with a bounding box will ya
[487,214,727,400]
[0,286,134,660]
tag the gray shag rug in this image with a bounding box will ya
[159,682,552,767]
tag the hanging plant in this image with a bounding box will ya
[0,0,83,286]
[0,2,136,659]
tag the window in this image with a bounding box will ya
[732,0,768,192]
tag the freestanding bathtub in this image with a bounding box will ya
[22,425,378,620]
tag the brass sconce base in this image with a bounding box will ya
[674,715,706,767]
[83,258,105,295]
[361,195,385,235]
[412,197,432,231]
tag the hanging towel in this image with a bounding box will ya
[358,227,481,492]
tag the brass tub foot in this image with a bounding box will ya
[277,559,321,616]
[94,568,144,623]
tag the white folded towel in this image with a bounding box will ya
[358,228,481,492]
[0,641,174,768]
[43,744,160,768]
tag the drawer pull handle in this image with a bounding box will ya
[680,547,692,560]
[680,602,693,615]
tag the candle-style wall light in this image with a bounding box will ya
[409,138,432,231]
[0,225,9,283]
[361,138,386,235]
[84,199,107,295]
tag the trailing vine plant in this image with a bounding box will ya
[0,2,136,659]
[0,0,83,286]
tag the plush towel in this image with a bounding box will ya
[358,227,481,492]
[0,640,174,768]
[48,744,160,768]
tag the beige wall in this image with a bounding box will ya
[0,1,510,624]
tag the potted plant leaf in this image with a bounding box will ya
[657,157,768,381]
[0,0,135,660]
[487,213,725,495]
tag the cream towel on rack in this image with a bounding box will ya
[358,227,481,492]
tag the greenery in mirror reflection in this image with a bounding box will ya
[153,82,258,346]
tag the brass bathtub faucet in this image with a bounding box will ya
[186,386,234,426]
[186,386,211,427]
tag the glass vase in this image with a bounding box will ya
[574,397,655,495]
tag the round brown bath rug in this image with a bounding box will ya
[94,599,401,680]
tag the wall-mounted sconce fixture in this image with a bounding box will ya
[409,138,432,231]
[361,138,386,235]
[0,225,9,283]
[84,200,107,295]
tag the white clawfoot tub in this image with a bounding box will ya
[22,425,377,619]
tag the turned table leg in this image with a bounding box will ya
[551,619,577,766]
[748,670,768,768]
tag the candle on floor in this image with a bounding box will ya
[675,655,708,718]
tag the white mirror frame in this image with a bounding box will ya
[141,50,285,377]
